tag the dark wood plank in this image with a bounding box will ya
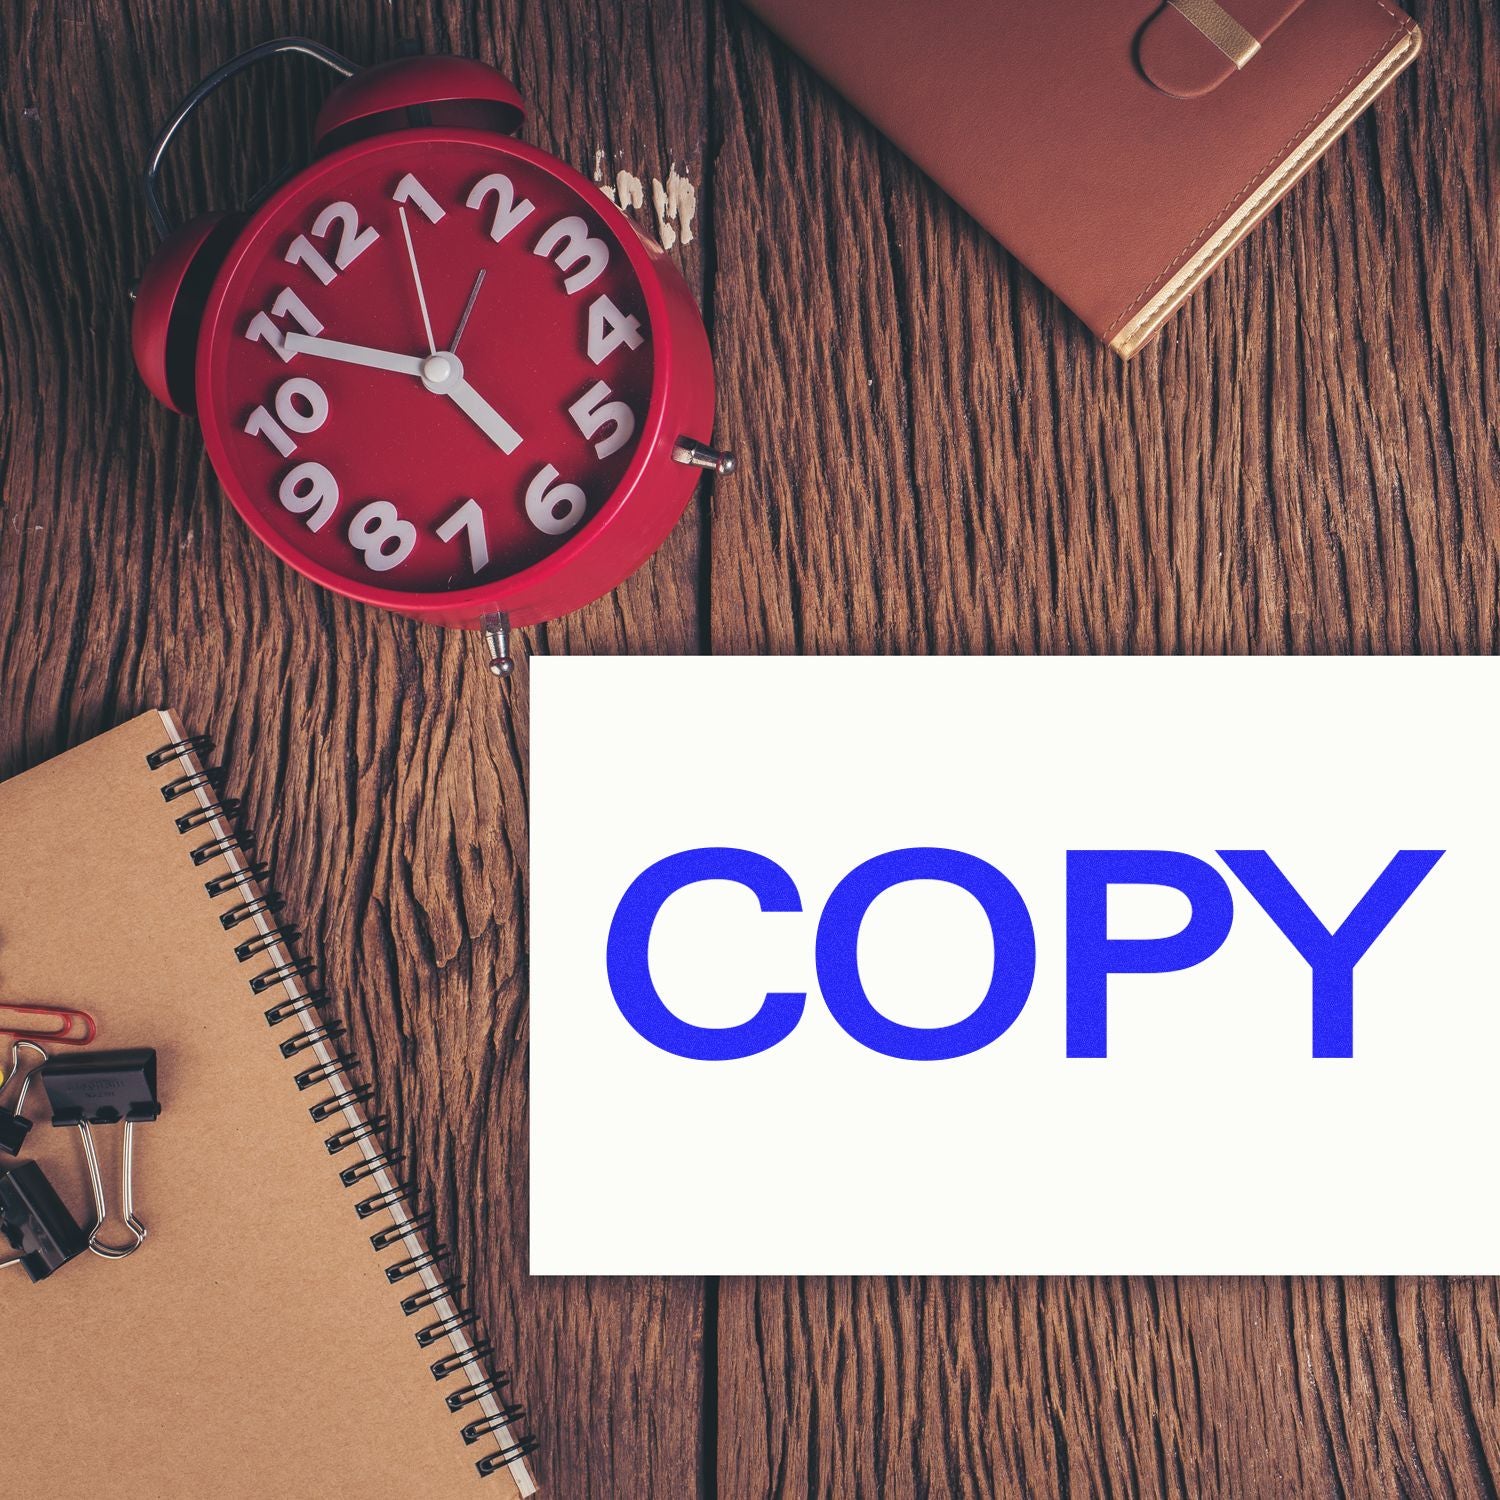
[719,1276,1500,1498]
[708,0,1500,1494]
[0,3,714,1495]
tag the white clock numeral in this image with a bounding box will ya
[244,288,324,362]
[465,173,535,243]
[586,293,644,365]
[278,461,340,532]
[525,464,588,536]
[243,376,329,458]
[392,172,445,224]
[244,407,296,459]
[284,235,336,286]
[285,200,380,284]
[568,380,636,460]
[535,215,609,294]
[436,497,490,573]
[348,500,417,572]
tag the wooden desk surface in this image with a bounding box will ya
[1,2,1496,1494]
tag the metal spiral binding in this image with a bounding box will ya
[265,991,324,1027]
[401,1276,464,1316]
[249,957,315,995]
[160,767,224,803]
[324,1116,384,1154]
[293,1053,357,1089]
[463,1406,527,1443]
[416,1311,480,1348]
[177,798,242,835]
[339,1148,401,1187]
[359,1185,416,1219]
[386,1246,449,1283]
[146,735,212,770]
[220,891,280,930]
[235,925,300,962]
[146,732,537,1484]
[206,862,269,898]
[478,1438,540,1476]
[192,831,254,866]
[282,1022,346,1058]
[355,1182,414,1219]
[373,1210,435,1252]
[431,1340,492,1379]
[447,1374,512,1413]
[308,1084,374,1123]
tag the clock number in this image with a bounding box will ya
[348,500,417,573]
[285,201,380,284]
[392,172,445,224]
[534,216,609,294]
[243,376,329,459]
[586,294,644,365]
[284,235,336,286]
[525,465,588,537]
[568,380,636,460]
[465,173,535,244]
[436,497,490,573]
[278,461,340,532]
[244,288,324,362]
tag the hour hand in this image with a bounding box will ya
[417,350,524,455]
[444,376,524,456]
[282,334,426,377]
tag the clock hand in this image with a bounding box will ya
[284,335,521,451]
[414,348,522,454]
[443,373,524,455]
[282,334,426,376]
[397,203,438,356]
[449,269,486,356]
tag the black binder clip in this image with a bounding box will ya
[0,1041,48,1155]
[0,1162,88,1281]
[42,1048,161,1259]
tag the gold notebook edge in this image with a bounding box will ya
[153,709,538,1499]
[1109,21,1422,358]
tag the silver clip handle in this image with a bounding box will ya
[76,1119,149,1259]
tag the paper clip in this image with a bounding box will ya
[41,1049,161,1260]
[0,1002,97,1047]
[0,1041,49,1156]
[0,1161,88,1281]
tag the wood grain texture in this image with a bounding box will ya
[0,0,1496,1496]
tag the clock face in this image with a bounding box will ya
[197,132,659,605]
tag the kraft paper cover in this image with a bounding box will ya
[0,711,529,1499]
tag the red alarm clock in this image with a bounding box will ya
[132,39,733,675]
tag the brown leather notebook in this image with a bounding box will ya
[0,713,535,1497]
[743,0,1420,354]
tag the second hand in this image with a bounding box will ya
[450,268,486,355]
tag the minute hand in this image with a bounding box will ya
[283,334,426,376]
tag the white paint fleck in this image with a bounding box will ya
[593,150,698,253]
[614,171,645,212]
[592,150,644,212]
[651,165,697,251]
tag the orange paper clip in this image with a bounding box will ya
[0,1002,97,1047]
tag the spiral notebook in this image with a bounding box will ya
[0,711,536,1498]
